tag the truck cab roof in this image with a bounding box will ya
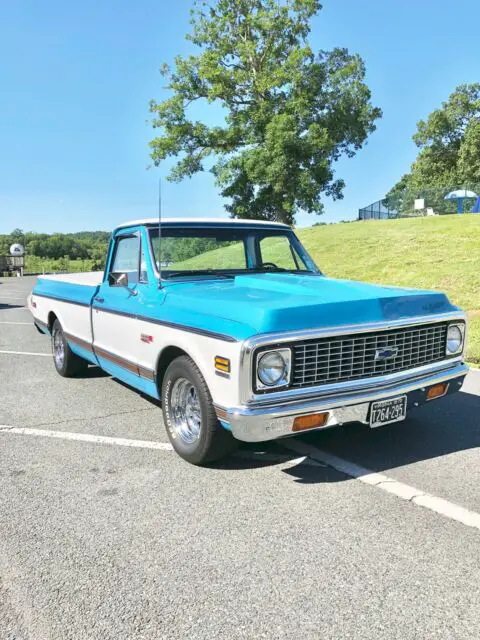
[115,217,290,232]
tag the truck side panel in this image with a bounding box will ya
[136,317,243,408]
[30,275,100,365]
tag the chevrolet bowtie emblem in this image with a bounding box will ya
[375,347,398,361]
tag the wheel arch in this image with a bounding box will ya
[155,345,196,393]
[47,311,59,332]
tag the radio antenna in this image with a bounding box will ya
[157,176,163,289]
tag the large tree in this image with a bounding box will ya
[387,83,480,212]
[149,0,381,224]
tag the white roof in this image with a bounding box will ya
[116,217,289,229]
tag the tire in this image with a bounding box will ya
[51,319,88,377]
[161,355,237,465]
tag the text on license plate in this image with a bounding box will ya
[369,396,407,428]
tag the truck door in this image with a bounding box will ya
[92,229,146,389]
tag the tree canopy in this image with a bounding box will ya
[149,0,381,224]
[387,83,480,211]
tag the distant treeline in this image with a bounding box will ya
[0,228,110,269]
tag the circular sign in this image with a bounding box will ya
[9,243,25,257]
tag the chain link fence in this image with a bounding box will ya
[359,185,480,220]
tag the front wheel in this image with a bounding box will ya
[51,319,88,377]
[161,355,237,465]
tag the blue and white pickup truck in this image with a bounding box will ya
[28,218,468,464]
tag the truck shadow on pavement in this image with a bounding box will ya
[75,365,110,379]
[86,365,479,485]
[0,302,25,310]
[219,390,480,484]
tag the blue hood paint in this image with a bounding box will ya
[160,273,456,340]
[33,272,457,343]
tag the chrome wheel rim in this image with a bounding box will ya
[170,378,202,444]
[53,329,65,368]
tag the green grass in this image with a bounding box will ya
[170,242,247,270]
[24,256,97,274]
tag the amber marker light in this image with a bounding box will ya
[426,383,449,401]
[292,412,329,432]
[215,356,231,373]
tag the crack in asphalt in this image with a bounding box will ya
[0,407,158,431]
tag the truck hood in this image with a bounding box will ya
[160,273,456,341]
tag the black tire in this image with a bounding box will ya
[51,319,88,377]
[161,355,237,465]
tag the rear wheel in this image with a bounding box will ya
[51,319,88,377]
[162,355,237,465]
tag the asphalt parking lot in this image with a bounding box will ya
[1,276,479,640]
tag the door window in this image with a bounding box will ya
[110,235,140,285]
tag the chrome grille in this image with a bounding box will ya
[291,323,448,388]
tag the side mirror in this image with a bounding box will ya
[108,271,138,296]
[109,272,129,287]
[116,272,129,287]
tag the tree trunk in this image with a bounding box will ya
[276,206,290,225]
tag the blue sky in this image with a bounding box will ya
[1,0,479,233]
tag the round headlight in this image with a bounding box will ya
[258,351,287,387]
[446,324,463,354]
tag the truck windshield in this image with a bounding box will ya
[148,226,319,279]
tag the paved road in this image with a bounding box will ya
[1,276,479,640]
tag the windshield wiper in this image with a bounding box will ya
[166,270,235,279]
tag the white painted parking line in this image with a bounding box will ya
[0,350,51,357]
[281,439,480,532]
[0,426,174,451]
[0,321,32,325]
[0,426,326,468]
[2,422,479,530]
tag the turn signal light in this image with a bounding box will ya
[215,356,231,373]
[292,412,329,432]
[426,383,449,401]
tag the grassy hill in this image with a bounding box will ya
[171,214,480,363]
[298,215,480,363]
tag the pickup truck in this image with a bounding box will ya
[28,217,468,465]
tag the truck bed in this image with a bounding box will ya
[30,272,103,351]
[39,272,103,286]
[34,271,103,306]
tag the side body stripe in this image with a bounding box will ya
[65,332,94,353]
[91,305,238,343]
[33,292,91,308]
[31,292,238,343]
[65,332,155,382]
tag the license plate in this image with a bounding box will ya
[369,396,407,428]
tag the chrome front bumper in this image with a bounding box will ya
[221,362,468,443]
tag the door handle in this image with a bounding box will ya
[94,296,104,303]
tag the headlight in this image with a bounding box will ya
[446,323,464,355]
[256,348,291,390]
